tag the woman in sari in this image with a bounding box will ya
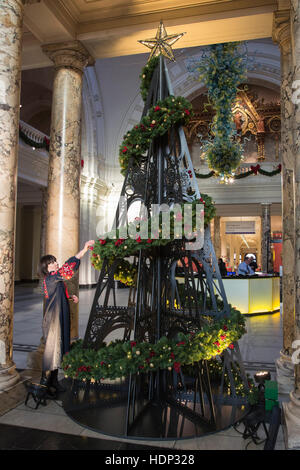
[38,240,94,394]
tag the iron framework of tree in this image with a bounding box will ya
[80,56,249,438]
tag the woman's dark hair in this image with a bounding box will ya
[38,255,57,277]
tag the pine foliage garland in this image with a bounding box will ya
[194,164,282,180]
[119,95,193,176]
[62,307,246,381]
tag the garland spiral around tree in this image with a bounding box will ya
[139,56,160,102]
[119,56,193,176]
[119,95,193,176]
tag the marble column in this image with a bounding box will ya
[0,0,24,391]
[282,1,300,449]
[273,10,296,395]
[42,41,94,341]
[256,218,262,270]
[261,203,272,273]
[213,216,221,260]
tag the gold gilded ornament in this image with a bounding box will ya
[138,21,185,62]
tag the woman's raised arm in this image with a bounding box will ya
[75,240,95,260]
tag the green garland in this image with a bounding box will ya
[195,170,216,179]
[195,164,282,180]
[140,56,160,102]
[192,43,247,176]
[62,307,246,382]
[119,95,193,176]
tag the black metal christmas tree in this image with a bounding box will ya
[62,23,250,439]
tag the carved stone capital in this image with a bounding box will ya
[273,10,292,54]
[42,40,95,74]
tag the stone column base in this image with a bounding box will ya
[283,391,300,449]
[276,350,295,394]
[0,364,20,392]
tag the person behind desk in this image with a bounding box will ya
[218,258,227,277]
[237,256,255,276]
[249,256,258,272]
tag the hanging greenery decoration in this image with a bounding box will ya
[190,42,247,176]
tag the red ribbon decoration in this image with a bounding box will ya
[250,164,261,175]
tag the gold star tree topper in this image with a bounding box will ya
[138,21,185,62]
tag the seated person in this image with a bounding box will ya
[237,255,255,276]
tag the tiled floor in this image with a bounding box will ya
[0,422,164,451]
[0,283,289,450]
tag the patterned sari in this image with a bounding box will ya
[42,256,80,371]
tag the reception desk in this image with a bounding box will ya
[221,276,280,315]
[176,274,280,315]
